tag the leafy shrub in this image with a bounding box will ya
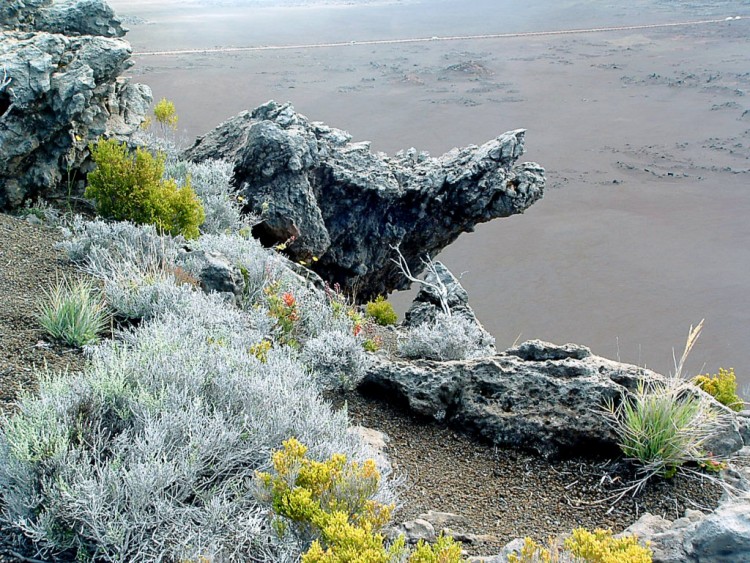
[153,97,179,131]
[100,264,198,320]
[1,290,391,562]
[508,529,652,562]
[603,378,729,480]
[398,312,495,361]
[265,282,301,348]
[256,439,461,563]
[301,330,371,391]
[693,368,743,412]
[366,296,398,326]
[86,139,205,239]
[37,277,109,346]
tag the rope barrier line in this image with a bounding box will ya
[134,16,742,57]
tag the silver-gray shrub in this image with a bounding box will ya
[59,217,179,273]
[0,290,394,562]
[301,330,371,391]
[57,219,194,320]
[165,159,252,235]
[398,312,496,361]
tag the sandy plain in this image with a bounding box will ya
[109,0,750,384]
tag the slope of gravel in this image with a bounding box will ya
[0,212,726,561]
[0,214,89,412]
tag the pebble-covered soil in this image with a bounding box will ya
[0,213,727,561]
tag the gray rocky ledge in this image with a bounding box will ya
[361,340,744,459]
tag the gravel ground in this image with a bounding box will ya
[0,212,727,561]
[0,214,88,412]
[337,391,724,557]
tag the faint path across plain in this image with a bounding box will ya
[134,16,743,57]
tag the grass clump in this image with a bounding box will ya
[256,438,462,563]
[86,138,205,239]
[365,296,398,326]
[604,378,726,480]
[508,528,652,562]
[603,321,731,490]
[37,277,109,347]
[693,368,743,412]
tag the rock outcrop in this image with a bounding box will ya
[0,0,125,37]
[0,0,151,209]
[361,339,744,459]
[622,495,750,563]
[184,101,545,300]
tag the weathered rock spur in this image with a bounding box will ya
[184,100,545,300]
[0,0,151,209]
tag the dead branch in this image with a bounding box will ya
[390,244,451,316]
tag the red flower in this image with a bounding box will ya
[282,292,296,308]
[353,324,362,337]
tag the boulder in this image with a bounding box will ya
[0,0,151,209]
[361,340,743,459]
[184,250,246,305]
[184,100,545,300]
[688,499,750,562]
[388,518,436,545]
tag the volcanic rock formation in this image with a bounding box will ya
[0,0,151,208]
[185,100,545,300]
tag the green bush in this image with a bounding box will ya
[508,528,652,562]
[693,368,743,412]
[85,139,205,239]
[365,296,398,326]
[37,277,109,347]
[153,97,179,131]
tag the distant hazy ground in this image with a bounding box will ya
[110,0,750,384]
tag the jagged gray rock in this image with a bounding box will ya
[361,340,743,459]
[623,499,750,563]
[0,0,126,37]
[184,100,545,300]
[0,0,150,209]
[185,250,246,305]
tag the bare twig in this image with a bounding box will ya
[390,244,451,316]
[0,66,11,92]
[3,551,50,563]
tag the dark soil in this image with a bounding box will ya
[0,213,726,561]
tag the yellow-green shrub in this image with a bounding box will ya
[693,368,743,412]
[508,528,651,563]
[85,139,204,239]
[256,438,463,563]
[153,97,179,131]
[365,296,398,326]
